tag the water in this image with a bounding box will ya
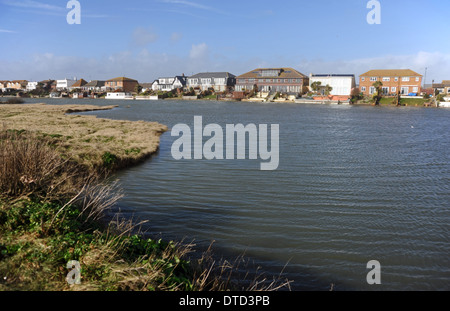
[22,98,450,290]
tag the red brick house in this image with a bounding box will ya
[235,68,309,94]
[105,77,139,93]
[359,69,422,96]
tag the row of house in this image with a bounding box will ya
[0,77,140,93]
[150,68,433,98]
[3,69,448,98]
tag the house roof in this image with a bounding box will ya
[84,80,105,87]
[237,68,307,79]
[432,82,450,88]
[106,77,138,82]
[311,74,355,78]
[174,76,187,86]
[360,69,422,77]
[71,79,88,87]
[189,72,236,79]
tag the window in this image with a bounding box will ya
[383,77,391,82]
[394,77,399,82]
[391,87,397,92]
[416,77,420,82]
[361,86,366,92]
[369,86,376,94]
[413,87,419,93]
[370,77,377,82]
[361,77,365,82]
[402,77,410,82]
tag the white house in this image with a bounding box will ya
[56,78,76,91]
[187,72,236,92]
[152,75,187,92]
[309,74,356,96]
[26,81,39,91]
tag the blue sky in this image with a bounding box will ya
[0,0,449,83]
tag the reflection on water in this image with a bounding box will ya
[25,98,450,290]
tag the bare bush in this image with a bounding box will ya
[0,130,74,199]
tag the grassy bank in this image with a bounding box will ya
[0,104,168,171]
[0,104,289,291]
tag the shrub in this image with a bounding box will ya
[437,94,446,102]
[102,152,118,168]
[0,130,82,199]
[0,98,25,105]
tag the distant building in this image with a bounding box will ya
[26,81,39,91]
[235,68,308,94]
[152,75,188,92]
[0,80,10,91]
[69,79,88,91]
[40,80,57,92]
[139,83,154,93]
[7,80,28,90]
[309,74,356,97]
[359,69,422,96]
[105,77,139,93]
[432,80,450,95]
[187,72,235,92]
[56,78,76,91]
[82,80,105,92]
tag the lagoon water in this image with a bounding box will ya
[23,98,450,290]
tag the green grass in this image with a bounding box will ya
[202,94,218,100]
[0,198,194,291]
[378,97,429,106]
[0,125,290,292]
[399,98,429,106]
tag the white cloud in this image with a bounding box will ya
[170,32,183,42]
[160,0,231,16]
[189,43,208,59]
[132,27,159,47]
[0,29,17,33]
[161,0,217,12]
[1,0,64,11]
